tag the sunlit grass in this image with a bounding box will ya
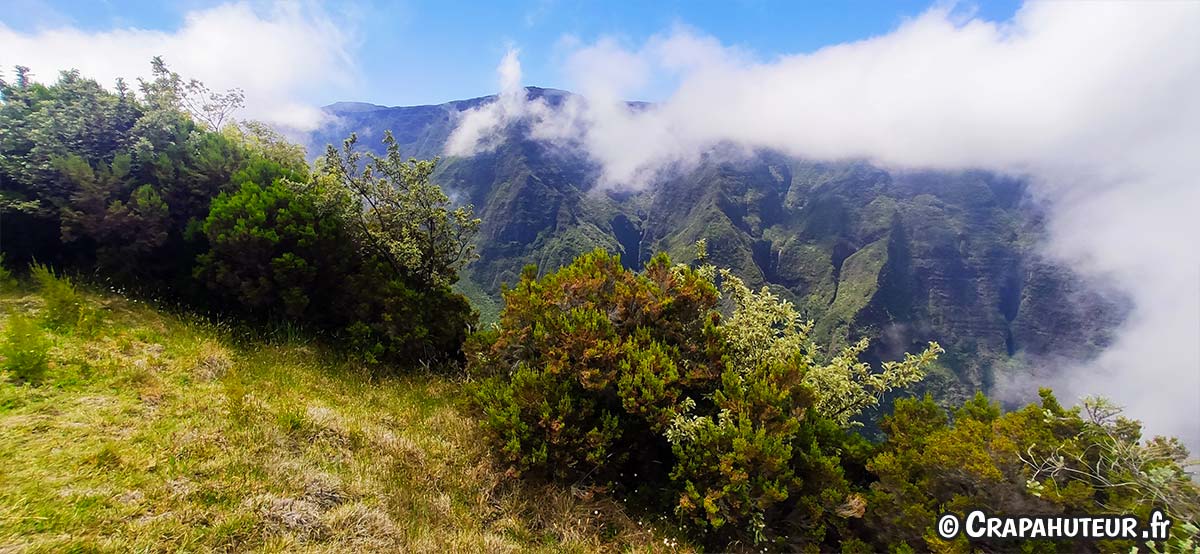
[0,286,689,553]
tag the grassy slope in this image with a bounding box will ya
[0,288,688,553]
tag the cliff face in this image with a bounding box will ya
[631,156,1125,400]
[308,90,1126,401]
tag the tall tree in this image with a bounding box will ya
[320,131,479,286]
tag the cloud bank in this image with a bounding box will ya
[0,2,357,132]
[451,2,1200,446]
[446,48,549,156]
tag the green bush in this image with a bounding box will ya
[196,178,344,319]
[29,263,90,329]
[56,155,171,279]
[469,248,941,549]
[197,177,476,366]
[0,254,16,292]
[471,251,721,483]
[334,259,477,367]
[1,313,51,382]
[864,391,1200,552]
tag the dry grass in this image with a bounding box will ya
[0,288,692,553]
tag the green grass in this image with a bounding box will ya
[0,287,690,553]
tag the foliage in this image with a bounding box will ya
[0,67,140,196]
[1,312,51,382]
[29,263,95,330]
[321,131,480,287]
[471,250,721,482]
[138,56,244,132]
[1,60,476,367]
[0,67,142,265]
[666,354,844,545]
[0,254,16,292]
[58,154,170,277]
[864,390,1200,552]
[470,247,940,549]
[197,177,341,319]
[706,255,943,427]
[468,245,1198,551]
[223,120,309,175]
[1021,397,1200,551]
[333,259,476,365]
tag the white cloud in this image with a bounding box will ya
[455,2,1200,446]
[0,2,358,132]
[445,47,559,156]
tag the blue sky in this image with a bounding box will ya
[3,0,1020,106]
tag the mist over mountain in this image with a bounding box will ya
[307,87,1127,407]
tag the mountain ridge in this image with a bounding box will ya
[305,90,1128,406]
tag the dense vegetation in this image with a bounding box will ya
[468,247,1198,552]
[0,60,477,366]
[2,64,1197,552]
[318,93,1126,405]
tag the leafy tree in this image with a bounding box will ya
[0,67,139,196]
[127,58,245,240]
[224,120,308,176]
[705,256,942,427]
[0,59,242,275]
[321,131,480,287]
[58,154,170,276]
[2,59,476,367]
[137,56,243,132]
[1,66,141,264]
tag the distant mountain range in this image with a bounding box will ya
[305,87,1127,405]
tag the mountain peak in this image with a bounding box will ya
[322,101,388,113]
[323,87,574,115]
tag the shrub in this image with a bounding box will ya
[198,156,477,367]
[197,178,345,319]
[1,313,52,382]
[471,251,722,483]
[29,262,92,329]
[863,390,1200,552]
[335,276,474,366]
[57,155,171,279]
[469,248,942,549]
[0,254,16,292]
[667,354,813,534]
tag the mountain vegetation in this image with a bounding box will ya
[314,89,1127,407]
[0,60,476,367]
[466,246,1197,552]
[1,64,1195,552]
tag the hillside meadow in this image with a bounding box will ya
[0,284,690,553]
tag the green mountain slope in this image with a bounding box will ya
[307,89,1127,403]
